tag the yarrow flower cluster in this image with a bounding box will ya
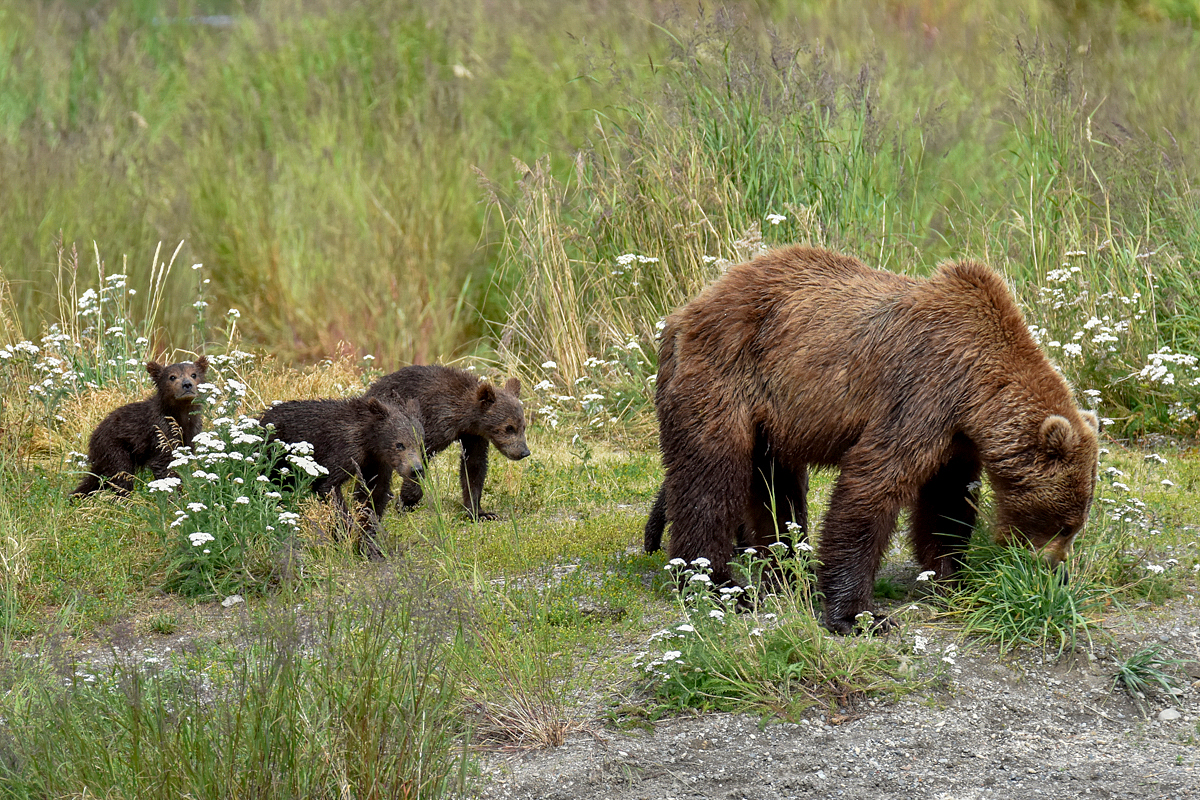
[144,394,326,599]
[530,340,655,433]
[1028,246,1200,433]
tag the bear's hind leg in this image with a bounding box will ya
[909,443,982,587]
[664,446,752,586]
[91,447,137,496]
[644,487,667,553]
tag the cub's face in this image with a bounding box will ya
[994,412,1100,566]
[378,404,426,479]
[479,378,531,461]
[149,356,209,402]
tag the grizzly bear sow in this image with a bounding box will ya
[648,246,1099,634]
[72,356,209,496]
[260,396,425,558]
[364,365,530,520]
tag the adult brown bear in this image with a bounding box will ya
[647,246,1099,634]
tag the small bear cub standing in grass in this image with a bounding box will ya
[259,396,424,559]
[364,365,530,520]
[72,356,209,497]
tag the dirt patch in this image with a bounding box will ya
[474,600,1200,800]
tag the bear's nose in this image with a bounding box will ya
[411,461,425,478]
[515,446,530,460]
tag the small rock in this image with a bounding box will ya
[221,594,245,608]
[1158,707,1182,722]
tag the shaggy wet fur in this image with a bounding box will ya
[648,246,1099,633]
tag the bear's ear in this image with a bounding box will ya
[477,382,497,409]
[194,355,209,374]
[503,377,521,397]
[403,398,421,419]
[1079,409,1100,433]
[364,397,391,418]
[1039,415,1078,459]
[146,361,164,380]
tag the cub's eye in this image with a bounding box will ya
[169,375,177,381]
[506,425,516,435]
[396,442,406,451]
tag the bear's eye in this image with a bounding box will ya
[396,442,406,451]
[506,425,516,435]
[169,375,177,381]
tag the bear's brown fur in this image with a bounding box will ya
[72,356,209,496]
[649,246,1099,633]
[364,365,530,520]
[260,396,425,559]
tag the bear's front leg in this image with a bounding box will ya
[459,434,495,520]
[817,470,904,635]
[314,475,354,540]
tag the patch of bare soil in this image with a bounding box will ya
[474,600,1200,800]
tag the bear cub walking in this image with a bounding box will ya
[260,396,425,559]
[72,356,209,496]
[649,246,1099,634]
[364,365,530,520]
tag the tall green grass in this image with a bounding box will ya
[4,1,1200,404]
[0,577,466,798]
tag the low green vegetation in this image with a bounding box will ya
[1112,643,1188,710]
[2,1,1200,796]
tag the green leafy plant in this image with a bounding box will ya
[943,543,1105,656]
[146,379,323,599]
[637,542,912,720]
[1112,644,1186,709]
[0,578,467,798]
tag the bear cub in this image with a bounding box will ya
[260,396,424,559]
[364,365,530,520]
[72,356,209,496]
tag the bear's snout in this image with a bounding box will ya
[1038,536,1073,567]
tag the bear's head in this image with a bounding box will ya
[476,377,531,461]
[364,397,426,480]
[992,410,1100,566]
[148,356,209,403]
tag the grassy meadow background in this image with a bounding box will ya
[3,0,1200,796]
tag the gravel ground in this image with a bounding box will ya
[474,600,1200,800]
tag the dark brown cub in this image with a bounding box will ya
[364,365,530,520]
[72,356,209,496]
[259,396,424,559]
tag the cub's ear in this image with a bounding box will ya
[194,355,209,374]
[1039,415,1078,459]
[477,382,497,408]
[503,377,522,397]
[364,397,391,418]
[403,398,422,419]
[146,361,164,380]
[1079,409,1100,433]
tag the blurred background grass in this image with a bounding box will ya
[1,1,1198,408]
